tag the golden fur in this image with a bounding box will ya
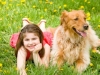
[51,10,100,73]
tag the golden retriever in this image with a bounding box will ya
[51,10,100,73]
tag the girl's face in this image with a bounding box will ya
[23,32,40,51]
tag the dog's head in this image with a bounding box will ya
[61,10,89,37]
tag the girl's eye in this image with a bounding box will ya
[25,39,29,41]
[32,38,37,40]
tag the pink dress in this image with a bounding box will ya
[10,32,53,60]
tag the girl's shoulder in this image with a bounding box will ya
[19,46,26,52]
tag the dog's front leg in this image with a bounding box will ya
[75,51,90,73]
[56,50,65,68]
[87,26,100,50]
[51,50,64,68]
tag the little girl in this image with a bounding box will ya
[10,20,53,75]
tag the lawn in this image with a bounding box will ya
[0,0,100,75]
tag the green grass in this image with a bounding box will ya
[0,0,100,75]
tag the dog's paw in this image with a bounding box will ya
[75,60,88,73]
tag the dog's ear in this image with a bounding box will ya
[60,10,68,25]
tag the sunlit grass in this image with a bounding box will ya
[0,0,100,75]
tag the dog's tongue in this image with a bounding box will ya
[78,31,86,37]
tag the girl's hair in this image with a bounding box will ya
[15,23,45,58]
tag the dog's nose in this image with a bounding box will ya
[83,25,88,30]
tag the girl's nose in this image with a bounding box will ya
[29,40,33,44]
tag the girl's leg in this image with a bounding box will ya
[38,20,46,32]
[21,18,30,29]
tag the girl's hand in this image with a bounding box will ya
[33,43,42,53]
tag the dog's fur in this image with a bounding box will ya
[51,10,100,73]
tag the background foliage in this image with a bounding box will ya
[0,0,100,75]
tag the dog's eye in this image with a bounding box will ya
[74,18,78,20]
[84,18,86,20]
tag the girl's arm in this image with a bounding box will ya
[42,44,50,68]
[32,52,43,66]
[17,47,27,75]
[32,43,43,66]
[32,43,51,68]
